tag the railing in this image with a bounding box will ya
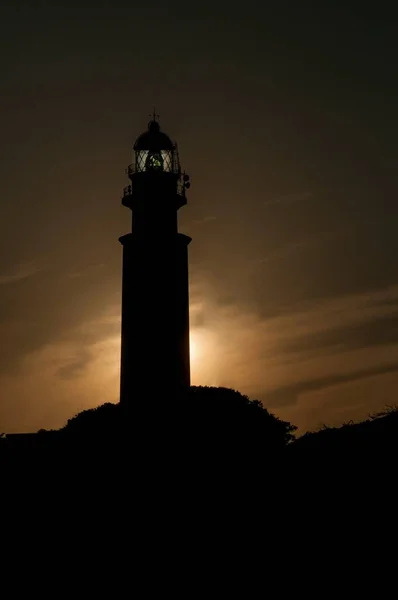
[126,162,181,176]
[177,179,186,198]
[123,181,186,199]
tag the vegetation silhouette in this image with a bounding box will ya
[2,387,398,501]
[292,404,398,455]
[51,385,296,483]
[1,387,293,484]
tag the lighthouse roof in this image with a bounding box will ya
[133,120,175,151]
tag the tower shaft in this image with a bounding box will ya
[119,231,191,403]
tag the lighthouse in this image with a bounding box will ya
[119,116,191,407]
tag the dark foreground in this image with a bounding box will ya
[2,387,397,499]
[2,387,395,582]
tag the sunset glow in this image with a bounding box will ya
[189,331,201,365]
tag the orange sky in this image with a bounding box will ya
[2,275,398,433]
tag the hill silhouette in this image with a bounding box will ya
[293,405,398,453]
[2,386,398,504]
[1,386,293,463]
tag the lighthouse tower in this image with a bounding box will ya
[119,117,191,407]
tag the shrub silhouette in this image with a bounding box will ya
[59,386,296,451]
[180,386,296,448]
[63,402,119,437]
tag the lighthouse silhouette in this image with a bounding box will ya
[119,115,191,407]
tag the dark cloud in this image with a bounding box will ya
[0,264,120,375]
[283,313,398,358]
[259,363,398,410]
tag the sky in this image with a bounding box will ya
[1,0,398,433]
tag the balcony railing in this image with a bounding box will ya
[177,179,186,198]
[122,180,187,199]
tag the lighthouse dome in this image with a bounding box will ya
[133,120,175,152]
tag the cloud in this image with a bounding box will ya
[250,223,355,267]
[190,281,398,426]
[0,256,120,376]
[258,284,398,347]
[0,323,121,433]
[56,348,93,380]
[284,312,398,356]
[189,216,217,225]
[259,362,398,409]
[67,263,106,279]
[278,368,398,433]
[2,270,398,433]
[0,263,43,285]
[263,192,313,207]
[52,306,121,380]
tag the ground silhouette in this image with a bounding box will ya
[2,386,398,505]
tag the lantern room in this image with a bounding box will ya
[123,117,191,209]
[131,119,180,174]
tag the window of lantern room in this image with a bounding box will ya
[146,151,163,170]
[136,150,148,172]
[136,150,173,172]
[161,150,172,171]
